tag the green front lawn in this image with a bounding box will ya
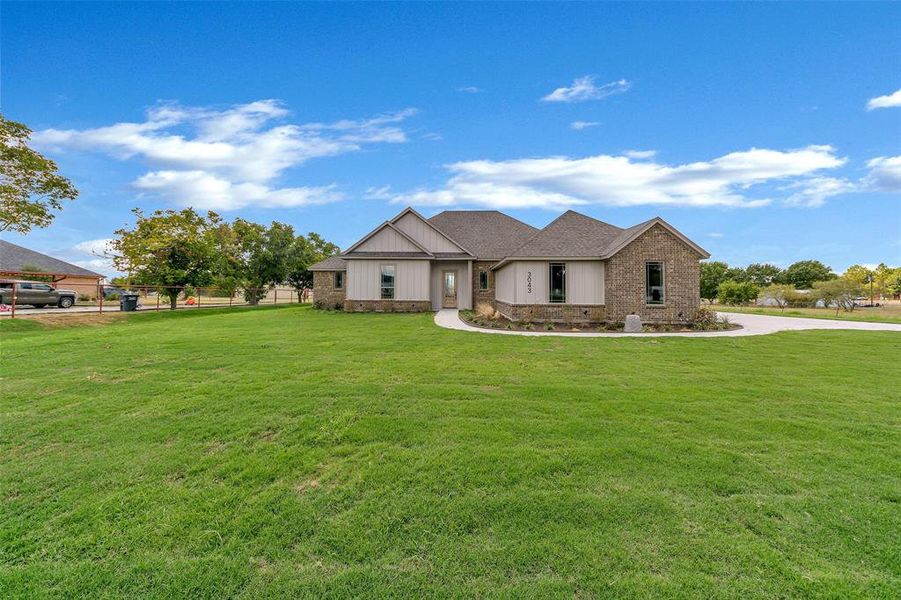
[2,306,899,598]
[717,303,901,324]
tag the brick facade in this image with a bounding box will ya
[344,299,431,312]
[496,300,606,323]
[604,224,701,323]
[313,271,346,309]
[471,260,497,309]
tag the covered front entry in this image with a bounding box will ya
[430,261,472,311]
[442,270,457,308]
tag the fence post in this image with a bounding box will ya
[274,289,278,305]
[197,288,201,309]
[156,288,160,311]
[98,283,103,315]
[10,282,16,319]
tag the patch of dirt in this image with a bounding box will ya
[295,478,321,495]
[18,313,129,328]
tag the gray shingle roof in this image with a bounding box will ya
[308,255,347,271]
[508,210,624,258]
[428,210,539,259]
[0,239,103,277]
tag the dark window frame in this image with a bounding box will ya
[479,270,489,291]
[334,271,344,290]
[548,262,566,303]
[645,261,664,305]
[380,264,395,300]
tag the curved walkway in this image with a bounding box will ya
[434,309,901,338]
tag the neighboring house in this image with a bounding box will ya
[0,239,104,298]
[310,207,709,323]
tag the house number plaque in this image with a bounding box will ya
[526,271,532,294]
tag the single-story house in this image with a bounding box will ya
[310,207,709,323]
[0,239,104,299]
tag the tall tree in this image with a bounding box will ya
[700,261,730,304]
[229,220,296,304]
[744,263,782,286]
[0,114,78,233]
[780,260,835,289]
[110,208,220,309]
[286,232,340,300]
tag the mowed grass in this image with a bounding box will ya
[718,303,901,324]
[1,306,899,598]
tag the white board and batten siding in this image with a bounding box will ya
[354,227,422,253]
[393,212,463,253]
[567,261,604,304]
[346,260,430,301]
[495,260,604,304]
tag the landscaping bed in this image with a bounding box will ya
[459,306,740,333]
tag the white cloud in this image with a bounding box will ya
[74,238,114,256]
[866,89,901,110]
[542,76,630,103]
[33,100,416,210]
[570,121,600,130]
[708,232,724,238]
[862,155,901,192]
[781,177,856,207]
[387,145,849,210]
[134,170,342,211]
[364,185,393,200]
[458,86,481,94]
[624,150,657,159]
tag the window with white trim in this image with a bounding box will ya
[334,271,344,290]
[479,270,489,290]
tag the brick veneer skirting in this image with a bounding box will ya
[604,223,701,324]
[496,300,606,323]
[344,299,431,312]
[313,271,346,308]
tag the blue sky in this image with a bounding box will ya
[3,2,900,274]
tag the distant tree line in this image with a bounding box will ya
[109,208,338,309]
[701,260,901,314]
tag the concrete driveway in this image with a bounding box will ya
[434,310,901,338]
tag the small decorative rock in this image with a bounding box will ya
[624,314,642,333]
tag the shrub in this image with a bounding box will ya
[692,307,721,330]
[312,300,325,310]
[545,322,555,331]
[717,280,758,305]
[78,293,93,302]
[333,302,343,311]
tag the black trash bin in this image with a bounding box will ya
[120,293,139,312]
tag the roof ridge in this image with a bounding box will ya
[556,209,624,231]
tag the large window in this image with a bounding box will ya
[380,265,395,299]
[479,270,489,290]
[334,271,344,290]
[646,261,664,304]
[549,263,566,303]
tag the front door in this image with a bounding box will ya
[442,270,457,308]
